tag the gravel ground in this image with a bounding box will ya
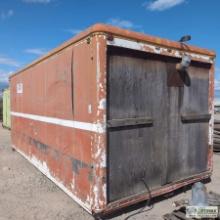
[0,125,220,220]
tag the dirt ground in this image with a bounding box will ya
[0,125,220,220]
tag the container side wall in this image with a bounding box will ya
[10,35,107,213]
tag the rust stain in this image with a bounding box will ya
[10,24,215,215]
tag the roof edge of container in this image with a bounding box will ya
[10,23,216,79]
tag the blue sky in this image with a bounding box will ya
[0,0,220,97]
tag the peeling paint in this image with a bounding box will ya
[13,145,92,213]
[88,104,92,114]
[89,35,107,212]
[94,142,106,168]
[94,138,106,168]
[93,185,99,209]
[71,175,76,191]
[107,37,213,63]
[102,183,107,202]
[98,98,106,110]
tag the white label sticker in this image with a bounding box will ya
[16,83,23,94]
[186,206,218,218]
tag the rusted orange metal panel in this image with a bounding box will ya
[10,24,215,216]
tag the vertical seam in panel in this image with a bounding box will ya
[71,48,74,117]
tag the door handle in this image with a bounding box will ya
[181,113,211,123]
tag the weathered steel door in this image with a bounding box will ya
[107,47,210,202]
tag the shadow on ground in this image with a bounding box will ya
[100,177,211,220]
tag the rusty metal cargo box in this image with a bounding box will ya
[10,24,215,215]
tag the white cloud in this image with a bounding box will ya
[22,0,51,4]
[1,9,14,20]
[108,18,142,30]
[0,55,20,67]
[24,48,47,56]
[65,29,82,35]
[0,69,13,83]
[144,0,185,11]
